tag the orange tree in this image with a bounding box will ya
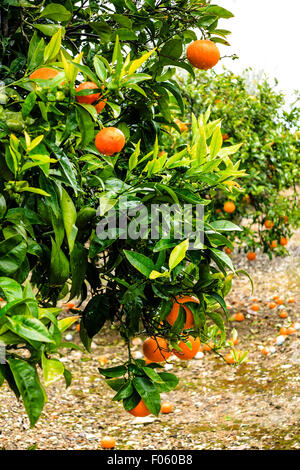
[0,0,249,426]
[172,69,299,257]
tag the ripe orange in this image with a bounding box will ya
[225,247,232,255]
[64,302,75,309]
[261,347,269,355]
[222,133,229,141]
[268,302,277,309]
[275,298,284,305]
[75,81,101,104]
[250,304,260,312]
[0,297,5,302]
[286,327,296,335]
[76,324,80,332]
[279,311,288,319]
[161,402,173,414]
[173,336,200,360]
[128,399,151,417]
[288,298,295,303]
[273,295,279,301]
[247,252,256,261]
[143,337,171,362]
[233,312,244,322]
[279,327,287,335]
[280,237,288,246]
[269,240,277,249]
[101,436,116,449]
[187,40,220,70]
[216,208,222,214]
[29,67,59,80]
[284,215,288,223]
[166,295,199,330]
[95,127,125,156]
[264,220,274,229]
[223,201,235,213]
[174,118,188,133]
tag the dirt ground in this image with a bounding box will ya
[1,231,299,450]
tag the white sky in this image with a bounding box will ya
[214,0,300,102]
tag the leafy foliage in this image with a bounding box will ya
[0,0,251,426]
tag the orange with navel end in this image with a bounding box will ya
[264,220,274,229]
[29,67,59,80]
[187,40,220,70]
[268,302,276,309]
[166,295,199,330]
[101,436,116,449]
[233,312,244,322]
[143,337,171,362]
[247,252,256,261]
[280,237,288,246]
[75,81,101,104]
[95,127,125,156]
[161,402,173,414]
[173,336,200,360]
[128,399,151,417]
[279,311,288,319]
[250,304,260,312]
[223,201,235,213]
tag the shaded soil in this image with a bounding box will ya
[1,232,299,450]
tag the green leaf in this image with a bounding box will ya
[22,92,36,118]
[93,56,107,82]
[156,372,179,393]
[83,293,111,338]
[132,376,161,416]
[57,316,79,333]
[127,48,156,75]
[8,358,45,427]
[0,277,22,302]
[206,292,229,319]
[44,29,62,62]
[123,250,154,277]
[209,248,235,274]
[209,220,242,232]
[99,365,127,378]
[0,235,27,276]
[210,126,223,159]
[34,24,63,36]
[169,239,189,271]
[128,140,141,171]
[236,269,254,295]
[49,238,70,286]
[142,367,164,384]
[206,5,234,18]
[7,316,55,344]
[42,353,64,387]
[105,378,126,391]
[160,39,182,60]
[0,194,6,219]
[39,3,72,22]
[112,381,133,401]
[60,187,77,253]
[76,106,95,148]
[70,242,88,299]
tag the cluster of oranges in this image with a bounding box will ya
[29,67,126,157]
